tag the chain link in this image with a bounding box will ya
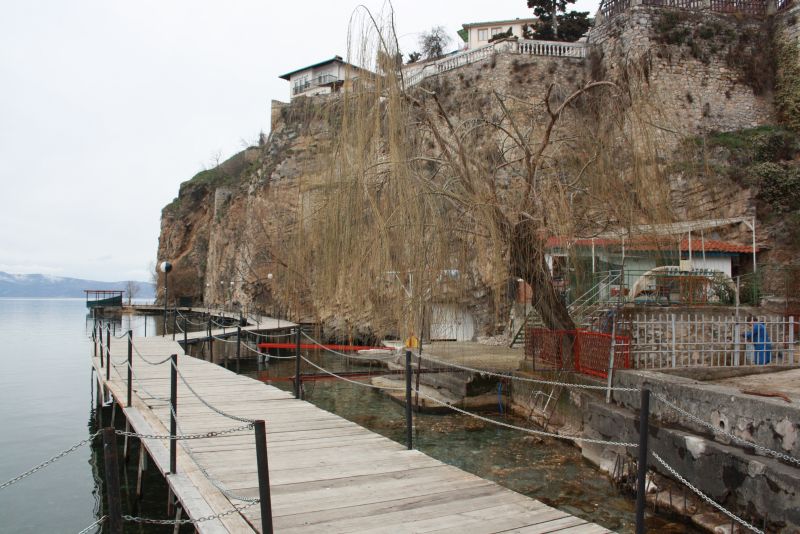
[132,343,173,366]
[652,393,800,466]
[1,431,101,490]
[116,422,254,441]
[76,515,107,534]
[652,451,763,534]
[123,499,259,525]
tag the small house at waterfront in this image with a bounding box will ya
[460,18,538,49]
[544,236,757,305]
[279,56,365,100]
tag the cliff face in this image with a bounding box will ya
[156,7,800,335]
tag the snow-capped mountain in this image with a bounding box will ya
[0,272,155,298]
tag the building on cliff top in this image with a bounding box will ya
[460,17,538,50]
[279,55,367,100]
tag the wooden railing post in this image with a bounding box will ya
[169,353,178,474]
[254,420,274,534]
[102,427,124,534]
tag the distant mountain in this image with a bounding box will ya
[0,272,155,299]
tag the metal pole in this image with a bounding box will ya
[183,315,187,350]
[127,330,133,407]
[102,427,124,534]
[635,388,651,534]
[93,321,98,359]
[106,325,111,381]
[405,350,413,450]
[671,313,677,368]
[236,326,241,374]
[254,420,274,534]
[606,320,616,403]
[163,273,169,336]
[170,353,178,474]
[208,322,214,362]
[294,327,301,399]
[172,307,177,341]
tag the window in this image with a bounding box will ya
[491,27,503,36]
[477,28,488,41]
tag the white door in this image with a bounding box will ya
[430,304,475,341]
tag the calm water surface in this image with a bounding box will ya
[0,299,692,533]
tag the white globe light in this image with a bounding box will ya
[267,273,273,280]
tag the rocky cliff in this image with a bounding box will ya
[156,6,800,337]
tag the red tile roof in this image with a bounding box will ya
[546,237,755,254]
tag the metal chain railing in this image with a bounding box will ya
[172,361,256,423]
[652,393,800,466]
[414,389,639,447]
[241,341,295,359]
[123,500,259,525]
[168,404,260,503]
[300,355,406,392]
[300,332,639,392]
[1,431,101,490]
[299,356,638,447]
[131,343,173,366]
[247,329,296,338]
[76,515,107,534]
[652,451,764,534]
[116,423,254,441]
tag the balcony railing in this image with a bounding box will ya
[292,74,340,96]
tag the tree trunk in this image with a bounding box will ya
[510,220,575,332]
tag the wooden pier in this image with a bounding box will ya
[93,316,611,533]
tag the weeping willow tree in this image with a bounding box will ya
[270,7,678,345]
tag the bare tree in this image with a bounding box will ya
[125,280,140,305]
[419,26,451,60]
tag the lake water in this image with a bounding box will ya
[0,299,692,533]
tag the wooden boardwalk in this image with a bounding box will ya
[94,320,611,533]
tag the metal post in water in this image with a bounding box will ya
[635,388,651,534]
[294,327,301,399]
[236,326,241,374]
[127,330,133,407]
[208,322,214,362]
[169,353,178,474]
[102,427,124,534]
[93,321,97,359]
[405,350,413,450]
[254,420,274,534]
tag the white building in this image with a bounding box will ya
[279,56,364,100]
[461,17,538,50]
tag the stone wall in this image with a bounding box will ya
[588,6,774,134]
[777,2,800,46]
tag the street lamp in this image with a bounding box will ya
[160,261,172,336]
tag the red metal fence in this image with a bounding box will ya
[525,328,631,379]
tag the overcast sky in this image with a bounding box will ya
[0,0,600,282]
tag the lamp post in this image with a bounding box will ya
[160,261,173,336]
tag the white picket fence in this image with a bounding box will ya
[403,38,587,88]
[618,312,797,369]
